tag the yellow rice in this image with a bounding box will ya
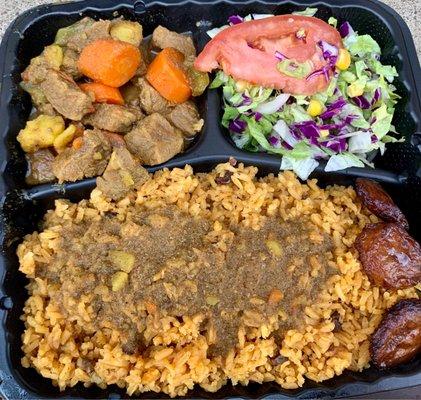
[17,161,419,397]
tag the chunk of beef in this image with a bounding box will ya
[137,77,173,115]
[25,149,56,185]
[121,83,141,107]
[21,57,49,84]
[125,113,183,165]
[102,131,126,148]
[52,129,111,182]
[135,62,148,78]
[166,101,203,137]
[61,48,82,80]
[371,299,421,368]
[40,70,94,121]
[151,25,196,58]
[96,147,150,200]
[134,44,150,77]
[127,107,144,120]
[82,104,142,133]
[58,18,111,52]
[21,55,61,115]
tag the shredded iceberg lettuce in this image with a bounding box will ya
[292,7,318,17]
[209,16,402,180]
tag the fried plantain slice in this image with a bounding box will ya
[355,178,408,229]
[355,222,421,290]
[371,299,421,368]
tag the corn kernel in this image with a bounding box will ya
[320,129,330,138]
[307,99,324,117]
[336,49,351,71]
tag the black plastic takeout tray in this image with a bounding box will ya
[0,0,420,398]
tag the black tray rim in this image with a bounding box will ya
[0,0,420,399]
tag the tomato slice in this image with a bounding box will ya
[195,15,343,95]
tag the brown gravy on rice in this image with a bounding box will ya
[35,206,334,357]
[18,162,419,396]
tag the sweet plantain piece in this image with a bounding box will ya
[355,178,408,229]
[110,20,143,47]
[371,299,421,368]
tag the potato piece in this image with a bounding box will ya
[110,21,142,47]
[184,55,209,97]
[108,250,135,273]
[111,271,128,291]
[187,66,209,97]
[43,45,63,70]
[55,25,76,46]
[17,115,65,153]
[54,18,95,46]
[265,239,283,257]
[53,125,76,152]
[205,295,219,306]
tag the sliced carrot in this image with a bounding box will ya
[79,82,124,105]
[72,137,84,150]
[78,39,141,87]
[146,47,191,103]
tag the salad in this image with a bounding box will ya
[195,8,402,179]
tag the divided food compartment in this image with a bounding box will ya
[0,0,420,398]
